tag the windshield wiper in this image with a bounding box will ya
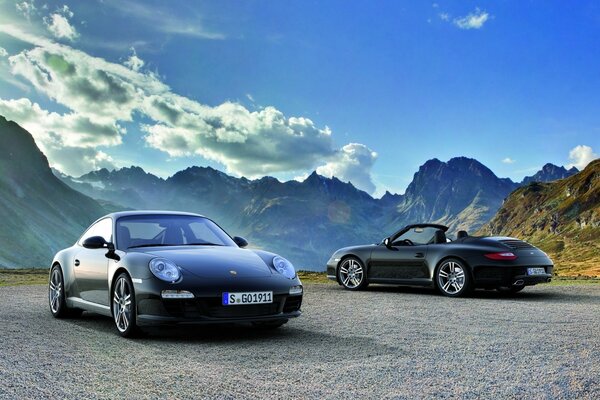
[127,244,179,249]
[128,242,225,249]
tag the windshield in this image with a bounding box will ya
[116,215,236,250]
[393,227,440,245]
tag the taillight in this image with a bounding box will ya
[484,252,517,261]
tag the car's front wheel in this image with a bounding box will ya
[435,259,472,297]
[338,257,369,291]
[49,265,82,318]
[112,273,140,338]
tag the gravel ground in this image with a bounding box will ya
[1,283,599,399]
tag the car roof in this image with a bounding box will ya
[390,223,449,238]
[404,223,448,232]
[105,210,206,220]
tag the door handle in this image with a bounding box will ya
[415,252,424,258]
[74,259,80,266]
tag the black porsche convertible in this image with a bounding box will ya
[326,224,553,297]
[49,211,303,337]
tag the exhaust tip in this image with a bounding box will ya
[513,279,525,286]
[546,278,552,283]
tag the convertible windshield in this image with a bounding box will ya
[116,215,236,250]
[393,227,441,245]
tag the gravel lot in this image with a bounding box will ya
[1,283,599,399]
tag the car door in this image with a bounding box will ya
[73,218,112,306]
[369,244,428,281]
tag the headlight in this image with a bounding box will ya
[272,256,296,279]
[149,258,181,282]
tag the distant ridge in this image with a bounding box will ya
[0,116,106,267]
[480,159,600,277]
[522,163,578,185]
[1,114,586,270]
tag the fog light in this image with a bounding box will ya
[289,285,303,295]
[161,290,194,299]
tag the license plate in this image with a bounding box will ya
[222,291,273,306]
[527,267,546,275]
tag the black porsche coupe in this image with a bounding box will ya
[49,211,303,337]
[326,224,553,297]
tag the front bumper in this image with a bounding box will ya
[136,294,302,326]
[132,275,303,326]
[326,259,338,282]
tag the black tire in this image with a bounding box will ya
[112,273,140,338]
[337,257,369,291]
[252,320,288,330]
[49,265,82,318]
[435,258,472,297]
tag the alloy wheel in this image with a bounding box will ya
[339,258,364,289]
[437,261,466,295]
[113,277,133,333]
[49,268,62,314]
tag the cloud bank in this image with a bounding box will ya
[0,23,378,193]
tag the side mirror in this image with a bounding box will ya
[233,236,248,248]
[383,237,391,248]
[105,242,120,261]
[82,236,108,249]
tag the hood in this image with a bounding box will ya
[135,246,274,278]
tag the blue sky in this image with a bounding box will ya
[0,0,598,196]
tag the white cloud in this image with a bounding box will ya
[124,47,144,72]
[0,98,121,175]
[44,5,79,41]
[454,8,490,30]
[0,47,8,57]
[439,13,450,22]
[567,145,598,170]
[316,143,378,194]
[16,1,37,20]
[102,0,225,40]
[502,157,516,164]
[142,105,335,177]
[0,24,377,189]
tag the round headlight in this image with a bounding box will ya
[272,256,296,279]
[149,258,181,282]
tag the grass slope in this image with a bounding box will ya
[479,159,600,277]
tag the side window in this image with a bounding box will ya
[78,218,113,246]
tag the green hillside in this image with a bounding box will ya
[0,116,107,267]
[479,160,600,277]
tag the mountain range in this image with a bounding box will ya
[521,163,579,185]
[0,115,590,271]
[479,159,600,277]
[0,116,106,267]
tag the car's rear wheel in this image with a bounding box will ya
[49,265,82,318]
[112,273,140,338]
[435,259,472,297]
[338,257,368,291]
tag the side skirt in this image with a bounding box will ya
[367,278,434,287]
[67,297,112,317]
